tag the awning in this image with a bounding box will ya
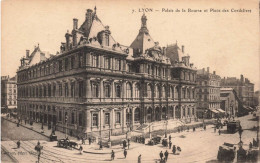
[217,109,225,113]
[211,109,219,113]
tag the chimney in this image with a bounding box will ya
[207,67,209,73]
[202,68,205,74]
[73,18,78,29]
[26,50,30,58]
[182,45,184,53]
[240,74,244,83]
[213,71,216,75]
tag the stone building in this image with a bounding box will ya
[17,8,197,138]
[196,68,222,118]
[221,75,255,107]
[1,75,17,111]
[220,88,239,118]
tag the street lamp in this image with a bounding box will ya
[165,115,168,138]
[65,114,68,138]
[238,125,243,146]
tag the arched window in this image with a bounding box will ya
[147,84,152,98]
[135,83,140,99]
[134,108,140,122]
[175,87,179,99]
[182,88,186,98]
[126,83,132,99]
[162,86,166,98]
[169,86,173,98]
[155,85,160,98]
[116,85,121,98]
[187,89,190,99]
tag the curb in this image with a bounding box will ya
[1,145,19,163]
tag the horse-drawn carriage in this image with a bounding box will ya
[57,139,78,149]
[148,136,161,146]
[217,143,236,162]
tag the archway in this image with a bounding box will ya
[134,108,140,123]
[155,107,160,121]
[147,107,152,123]
[162,107,167,120]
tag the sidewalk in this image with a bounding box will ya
[2,115,142,154]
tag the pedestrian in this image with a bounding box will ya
[82,137,85,145]
[124,149,127,158]
[193,127,195,132]
[128,141,130,149]
[160,151,163,160]
[249,142,253,149]
[99,141,103,150]
[127,138,130,145]
[169,135,171,141]
[218,129,221,135]
[204,125,206,130]
[138,154,141,163]
[136,136,138,142]
[111,150,115,160]
[169,141,172,149]
[187,126,189,132]
[143,137,145,144]
[172,145,176,154]
[178,128,180,133]
[253,138,257,147]
[17,140,21,148]
[214,127,216,133]
[79,145,83,154]
[88,137,91,145]
[164,150,169,161]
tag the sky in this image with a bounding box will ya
[1,0,259,90]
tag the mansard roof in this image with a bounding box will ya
[166,43,187,64]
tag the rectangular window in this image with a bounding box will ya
[79,113,83,126]
[71,56,75,69]
[71,82,75,97]
[116,112,121,123]
[115,59,121,70]
[92,84,99,98]
[104,85,110,97]
[79,81,84,97]
[92,114,98,126]
[65,58,69,71]
[92,55,98,68]
[59,60,62,72]
[71,112,75,124]
[53,85,56,97]
[59,84,62,96]
[104,57,111,69]
[105,113,110,125]
[59,111,62,121]
[65,83,69,97]
[48,84,51,97]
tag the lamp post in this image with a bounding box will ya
[165,116,168,138]
[238,125,243,146]
[65,115,68,138]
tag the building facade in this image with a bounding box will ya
[196,68,222,118]
[220,88,239,118]
[1,75,17,111]
[17,8,197,138]
[221,75,254,107]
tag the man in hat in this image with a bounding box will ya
[169,140,172,149]
[164,150,169,161]
[160,151,163,160]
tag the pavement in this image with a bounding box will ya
[2,111,259,162]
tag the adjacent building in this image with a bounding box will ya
[196,68,222,118]
[221,75,255,107]
[220,88,239,117]
[1,75,17,111]
[17,8,197,138]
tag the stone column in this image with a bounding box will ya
[85,78,91,99]
[99,55,103,69]
[173,106,176,119]
[122,108,126,131]
[99,108,103,130]
[131,108,135,128]
[111,81,115,100]
[180,106,183,118]
[122,81,126,100]
[111,109,115,129]
[100,79,104,101]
